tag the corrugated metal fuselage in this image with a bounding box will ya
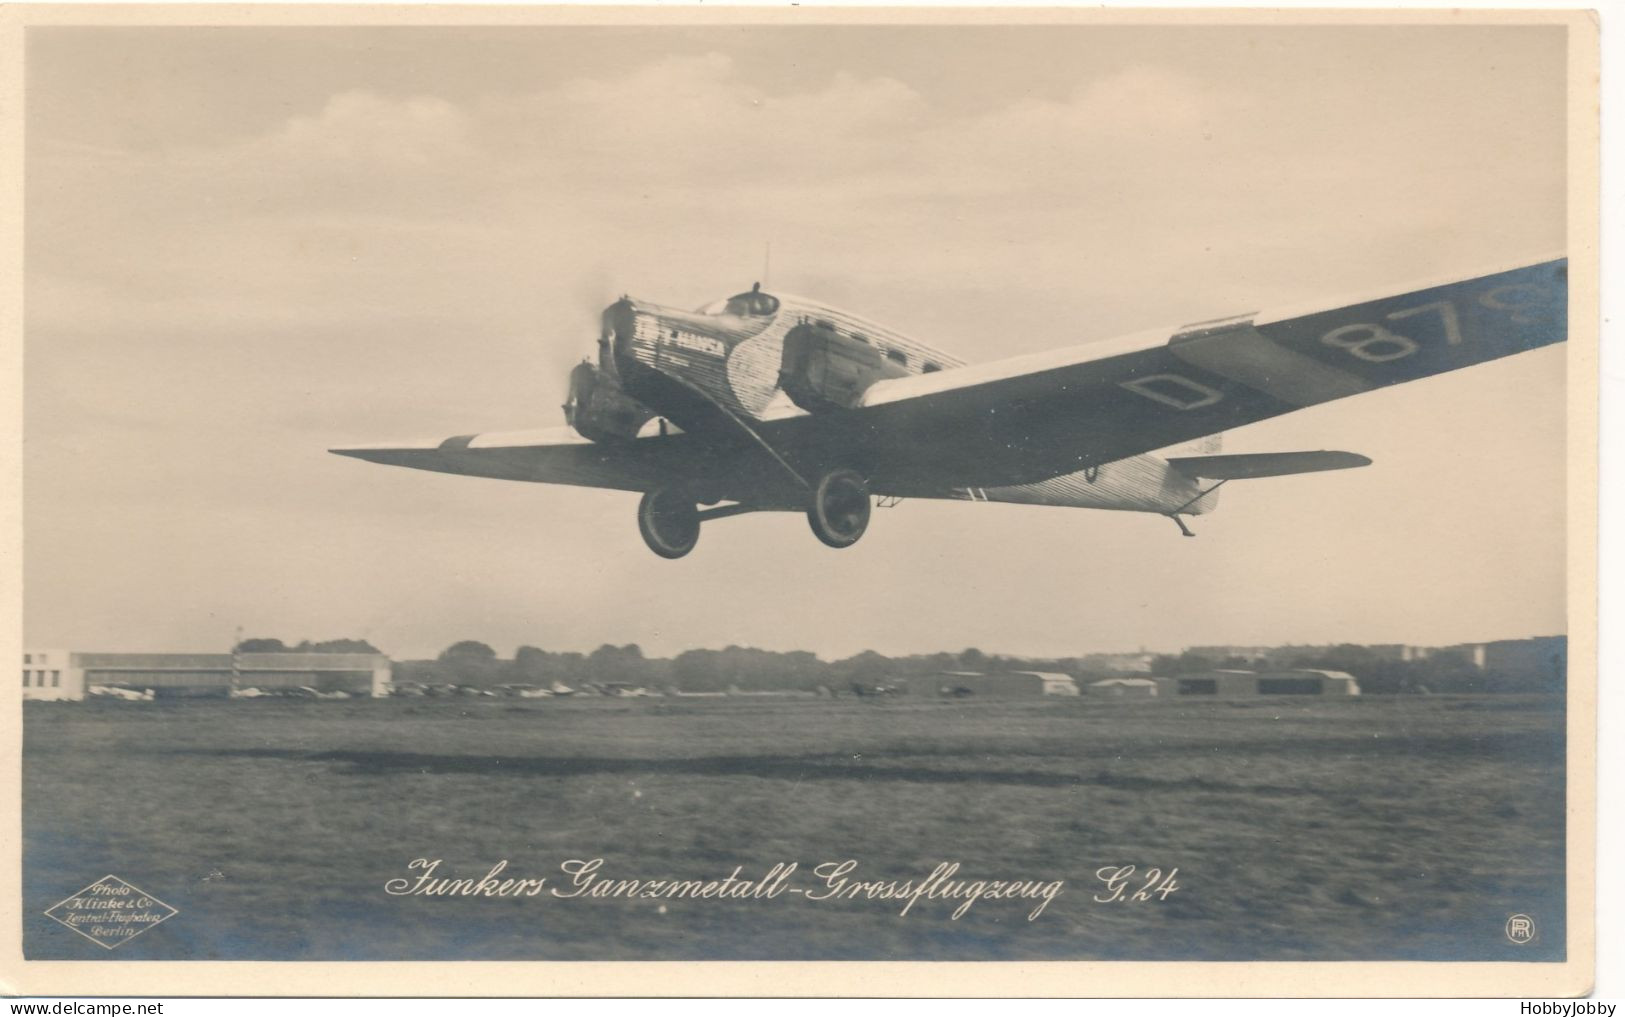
[600,292,1217,516]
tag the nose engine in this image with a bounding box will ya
[601,298,640,376]
[566,291,877,560]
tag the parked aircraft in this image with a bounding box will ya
[334,257,1566,558]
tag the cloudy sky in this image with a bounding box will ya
[24,23,1569,659]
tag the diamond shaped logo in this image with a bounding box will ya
[44,875,177,950]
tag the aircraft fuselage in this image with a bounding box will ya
[600,288,963,432]
[568,286,1220,535]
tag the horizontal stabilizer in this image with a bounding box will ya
[1167,450,1372,480]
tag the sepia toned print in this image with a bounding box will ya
[2,5,1597,997]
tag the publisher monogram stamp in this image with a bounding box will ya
[44,875,177,950]
[1506,914,1536,944]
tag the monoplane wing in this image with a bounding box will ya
[816,257,1565,489]
[330,426,712,492]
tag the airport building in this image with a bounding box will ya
[1157,669,1361,697]
[1088,677,1160,698]
[1182,637,1566,675]
[1480,636,1567,678]
[21,650,85,702]
[22,651,392,700]
[907,671,1080,698]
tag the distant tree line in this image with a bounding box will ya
[234,637,1564,695]
[234,637,382,654]
[398,645,1135,693]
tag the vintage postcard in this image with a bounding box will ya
[0,4,1599,998]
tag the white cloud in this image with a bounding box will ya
[24,31,1570,655]
[270,90,473,167]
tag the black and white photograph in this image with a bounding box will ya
[3,5,1598,997]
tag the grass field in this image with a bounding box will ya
[22,693,1565,961]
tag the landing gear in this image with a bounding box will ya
[637,487,700,559]
[807,468,872,549]
[636,468,873,558]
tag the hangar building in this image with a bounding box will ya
[1088,677,1160,698]
[907,671,1080,698]
[23,651,392,700]
[1158,669,1361,697]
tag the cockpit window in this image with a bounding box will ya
[727,291,779,316]
[696,284,780,317]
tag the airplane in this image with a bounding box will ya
[332,256,1567,559]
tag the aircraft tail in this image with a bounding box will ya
[1167,450,1372,481]
[1161,443,1369,520]
[1165,433,1224,513]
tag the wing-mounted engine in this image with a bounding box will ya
[777,321,910,414]
[563,361,656,443]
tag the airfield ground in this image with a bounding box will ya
[22,694,1565,961]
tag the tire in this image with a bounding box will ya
[807,468,871,549]
[637,488,700,559]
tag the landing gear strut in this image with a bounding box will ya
[807,468,872,549]
[637,487,700,559]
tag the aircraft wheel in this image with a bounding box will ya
[807,468,871,549]
[637,488,700,559]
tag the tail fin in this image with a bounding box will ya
[1166,433,1226,513]
[1168,432,1223,457]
